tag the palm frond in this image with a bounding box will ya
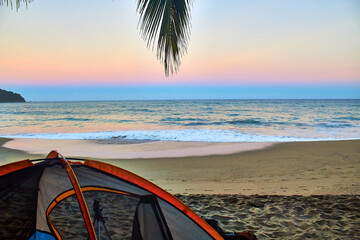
[137,0,192,76]
[0,0,33,11]
[1,0,193,76]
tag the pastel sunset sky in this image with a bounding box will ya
[0,0,359,100]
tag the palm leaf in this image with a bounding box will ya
[1,0,192,76]
[137,0,192,76]
[0,0,33,11]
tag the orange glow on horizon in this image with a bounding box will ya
[1,0,359,86]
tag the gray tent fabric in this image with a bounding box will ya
[0,154,222,240]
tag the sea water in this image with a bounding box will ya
[0,99,359,142]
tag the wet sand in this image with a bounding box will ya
[1,138,274,159]
[0,138,43,163]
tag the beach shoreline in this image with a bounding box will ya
[1,138,359,195]
[1,137,275,159]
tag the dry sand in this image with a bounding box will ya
[1,138,359,239]
[178,194,360,239]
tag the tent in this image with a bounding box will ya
[0,150,224,240]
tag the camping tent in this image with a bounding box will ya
[0,150,223,240]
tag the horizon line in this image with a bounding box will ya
[15,98,360,103]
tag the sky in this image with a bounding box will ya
[0,0,359,100]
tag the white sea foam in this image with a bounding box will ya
[1,129,358,142]
[1,100,359,142]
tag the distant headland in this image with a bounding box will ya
[0,89,26,103]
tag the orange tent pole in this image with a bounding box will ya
[47,151,97,240]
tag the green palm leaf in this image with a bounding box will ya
[137,0,192,76]
[1,0,192,76]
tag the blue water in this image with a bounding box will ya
[0,99,359,142]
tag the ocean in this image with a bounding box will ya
[0,99,359,142]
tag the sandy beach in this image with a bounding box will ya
[2,138,359,195]
[2,0,360,238]
[1,138,359,239]
[178,194,360,239]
